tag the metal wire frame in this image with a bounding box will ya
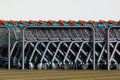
[22,26,95,70]
[107,26,120,70]
[0,27,10,70]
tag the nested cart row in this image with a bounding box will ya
[22,27,95,70]
[0,20,120,71]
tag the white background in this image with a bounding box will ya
[0,0,120,21]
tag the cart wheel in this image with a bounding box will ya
[64,64,69,70]
[18,62,22,69]
[69,62,74,69]
[82,64,88,70]
[116,64,120,70]
[110,64,115,69]
[29,63,34,69]
[96,65,100,69]
[52,63,58,70]
[72,64,76,69]
[37,63,42,70]
[42,63,47,70]
[77,63,81,69]
[110,64,112,69]
[13,63,17,66]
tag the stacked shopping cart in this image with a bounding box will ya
[0,19,120,70]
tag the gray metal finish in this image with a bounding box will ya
[0,27,10,70]
[93,23,108,69]
[1,20,120,71]
[22,26,95,70]
[107,26,120,70]
[9,26,23,69]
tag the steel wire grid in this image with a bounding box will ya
[22,26,95,70]
[93,22,108,69]
[0,27,10,70]
[107,26,120,70]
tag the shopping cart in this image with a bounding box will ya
[94,20,108,69]
[22,24,95,70]
[0,20,10,69]
[107,21,120,70]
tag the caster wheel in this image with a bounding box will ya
[77,64,81,69]
[37,63,42,70]
[43,63,47,70]
[116,64,120,70]
[96,65,100,69]
[82,64,88,70]
[13,63,17,66]
[110,64,115,69]
[18,62,22,69]
[72,64,76,69]
[52,63,58,70]
[110,64,112,69]
[29,63,34,69]
[64,64,69,70]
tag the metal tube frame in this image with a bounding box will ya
[0,27,10,70]
[107,26,120,70]
[22,26,95,70]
